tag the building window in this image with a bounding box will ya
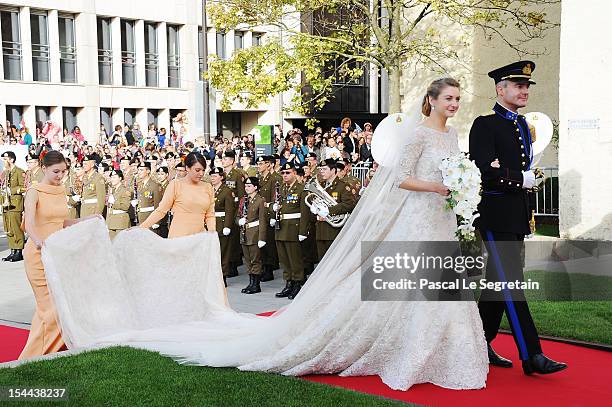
[234,31,243,51]
[100,108,113,140]
[198,28,204,77]
[35,106,50,130]
[97,17,112,85]
[147,109,159,128]
[216,31,226,59]
[1,9,22,80]
[121,19,136,86]
[30,11,50,82]
[6,105,23,127]
[62,107,78,133]
[252,32,263,47]
[144,22,158,87]
[58,15,77,83]
[167,24,180,88]
[124,108,136,127]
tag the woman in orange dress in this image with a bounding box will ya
[140,152,216,237]
[19,151,100,360]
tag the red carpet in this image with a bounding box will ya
[0,325,29,363]
[2,323,610,406]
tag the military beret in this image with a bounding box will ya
[488,60,536,85]
[110,169,124,179]
[320,158,337,169]
[175,161,185,169]
[26,153,39,161]
[223,151,236,159]
[335,160,348,171]
[156,166,169,174]
[256,155,267,164]
[138,161,151,170]
[244,176,259,188]
[1,151,16,160]
[242,151,253,158]
[296,165,305,177]
[82,154,97,162]
[73,161,83,169]
[280,162,296,171]
[307,152,317,159]
[165,152,176,159]
[209,166,225,176]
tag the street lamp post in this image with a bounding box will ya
[202,0,211,143]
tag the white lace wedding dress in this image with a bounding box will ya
[40,122,488,391]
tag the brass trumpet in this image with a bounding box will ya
[304,178,348,228]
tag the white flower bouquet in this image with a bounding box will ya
[439,152,482,241]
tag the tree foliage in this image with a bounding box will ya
[206,0,559,115]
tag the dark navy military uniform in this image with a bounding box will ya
[469,61,542,362]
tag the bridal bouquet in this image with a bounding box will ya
[439,152,482,241]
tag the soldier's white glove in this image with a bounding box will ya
[269,218,277,227]
[130,199,138,207]
[222,227,231,236]
[272,203,280,212]
[310,203,320,215]
[238,217,247,226]
[151,224,160,229]
[257,240,266,248]
[72,194,81,202]
[107,194,115,205]
[522,170,536,189]
[317,206,330,218]
[298,234,307,242]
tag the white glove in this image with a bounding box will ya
[269,218,277,227]
[298,234,307,242]
[257,240,266,248]
[317,206,330,218]
[238,217,247,226]
[151,224,160,229]
[222,227,231,236]
[72,194,81,202]
[272,203,280,212]
[130,199,138,207]
[310,203,319,215]
[107,194,115,205]
[522,170,536,189]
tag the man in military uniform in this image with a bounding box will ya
[174,159,187,178]
[223,151,245,277]
[79,155,106,217]
[155,166,171,238]
[236,177,267,294]
[269,163,311,299]
[64,159,82,220]
[25,153,44,189]
[312,159,357,260]
[134,162,162,232]
[106,170,132,239]
[1,151,25,262]
[256,155,282,281]
[210,167,235,284]
[240,151,257,177]
[469,61,566,375]
[336,160,362,201]
[305,152,322,183]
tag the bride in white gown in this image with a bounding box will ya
[41,78,488,391]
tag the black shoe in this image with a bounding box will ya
[227,263,239,278]
[244,275,261,294]
[522,353,567,375]
[261,266,274,282]
[242,275,254,293]
[488,343,513,368]
[275,281,293,298]
[2,250,15,262]
[287,281,302,300]
[9,250,23,262]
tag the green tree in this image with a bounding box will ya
[207,0,558,116]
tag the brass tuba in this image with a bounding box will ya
[304,178,348,228]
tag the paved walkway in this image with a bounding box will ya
[0,248,289,329]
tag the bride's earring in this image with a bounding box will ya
[431,105,436,111]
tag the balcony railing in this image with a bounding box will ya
[97,48,112,85]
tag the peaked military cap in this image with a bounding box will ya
[488,60,536,85]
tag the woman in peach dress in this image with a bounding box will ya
[140,152,215,237]
[19,151,100,360]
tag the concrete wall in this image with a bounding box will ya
[558,0,612,240]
